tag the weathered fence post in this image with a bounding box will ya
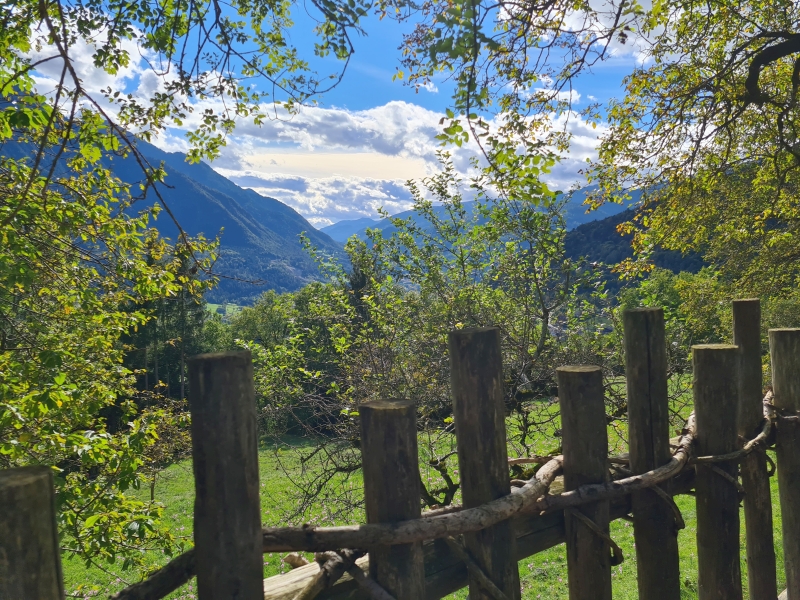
[557,365,611,600]
[769,329,800,600]
[188,351,263,600]
[0,466,64,599]
[623,308,681,600]
[449,327,521,600]
[692,344,743,600]
[733,299,777,600]
[360,399,425,599]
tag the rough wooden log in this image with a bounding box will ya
[448,327,521,600]
[770,328,800,600]
[691,398,773,465]
[262,470,699,600]
[188,351,263,600]
[292,551,363,600]
[692,344,743,600]
[360,400,425,599]
[623,307,681,600]
[733,299,777,600]
[0,466,64,600]
[109,550,197,600]
[113,415,705,599]
[557,365,611,600]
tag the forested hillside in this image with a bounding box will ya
[565,208,705,292]
[112,142,345,302]
[322,186,637,243]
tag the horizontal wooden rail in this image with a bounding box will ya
[263,470,697,600]
[112,404,778,600]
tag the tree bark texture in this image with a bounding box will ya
[188,351,264,600]
[0,466,64,600]
[557,365,611,600]
[360,399,426,599]
[692,344,742,600]
[624,308,681,600]
[770,329,800,600]
[449,327,521,600]
[733,299,777,600]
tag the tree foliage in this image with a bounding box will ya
[225,154,622,521]
[0,0,383,576]
[589,1,800,291]
[393,0,800,295]
[0,118,215,571]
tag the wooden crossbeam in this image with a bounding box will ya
[262,470,696,600]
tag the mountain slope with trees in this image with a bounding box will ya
[564,208,705,293]
[111,141,345,303]
[322,185,639,243]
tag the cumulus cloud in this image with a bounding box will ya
[26,37,606,225]
[229,101,446,159]
[565,0,669,67]
[200,101,483,224]
[216,170,416,226]
[29,36,146,97]
[197,100,608,224]
[542,112,608,191]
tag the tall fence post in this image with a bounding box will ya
[769,329,800,600]
[692,344,743,600]
[733,299,777,600]
[557,365,611,600]
[188,351,263,600]
[623,308,681,600]
[449,327,521,600]
[360,399,426,599]
[0,466,64,599]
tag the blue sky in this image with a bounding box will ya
[197,13,640,227]
[31,6,643,227]
[290,14,448,111]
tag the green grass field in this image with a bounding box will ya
[63,434,787,600]
[205,303,243,320]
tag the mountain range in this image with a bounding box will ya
[565,207,704,294]
[70,141,697,303]
[106,141,345,303]
[320,187,641,242]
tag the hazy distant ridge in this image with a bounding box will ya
[320,186,641,243]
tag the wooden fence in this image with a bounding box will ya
[1,300,799,600]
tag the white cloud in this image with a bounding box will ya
[26,36,607,225]
[543,112,608,191]
[193,101,608,224]
[216,170,415,226]
[29,36,145,96]
[560,0,657,64]
[228,101,447,160]
[241,152,430,180]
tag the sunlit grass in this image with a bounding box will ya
[63,424,787,599]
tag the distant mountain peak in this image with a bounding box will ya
[320,217,381,242]
[319,189,639,245]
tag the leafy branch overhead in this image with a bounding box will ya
[588,1,800,291]
[393,0,800,293]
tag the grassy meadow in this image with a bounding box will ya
[63,426,787,600]
[205,303,243,320]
